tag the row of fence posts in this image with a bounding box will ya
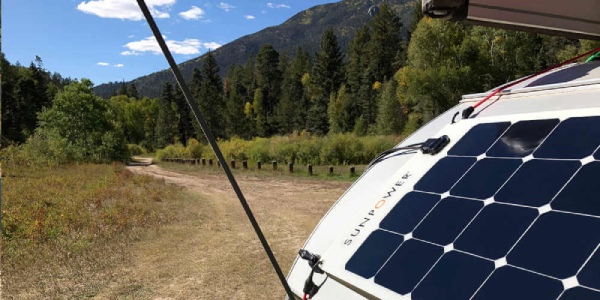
[163,158,357,176]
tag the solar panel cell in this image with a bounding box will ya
[450,158,521,200]
[414,156,477,194]
[577,248,600,290]
[559,287,600,300]
[507,212,600,279]
[448,122,511,156]
[412,251,494,300]
[495,159,581,207]
[413,197,483,245]
[454,204,538,259]
[487,119,560,158]
[379,192,441,234]
[345,230,404,279]
[534,116,600,159]
[472,266,563,300]
[375,239,443,295]
[552,162,600,217]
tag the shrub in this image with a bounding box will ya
[155,133,404,165]
[128,144,147,156]
[185,138,204,158]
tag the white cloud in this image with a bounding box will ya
[217,2,235,12]
[114,63,124,67]
[77,0,175,21]
[267,3,290,9]
[128,34,135,38]
[179,6,205,20]
[244,15,255,20]
[97,62,110,66]
[123,36,202,55]
[121,50,140,55]
[203,42,222,50]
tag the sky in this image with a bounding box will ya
[4,0,339,85]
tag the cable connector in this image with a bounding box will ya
[420,135,450,155]
[302,261,328,299]
[299,249,323,274]
[462,106,475,119]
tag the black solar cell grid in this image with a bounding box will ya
[344,116,600,299]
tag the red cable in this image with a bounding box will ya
[471,46,600,110]
[303,293,308,300]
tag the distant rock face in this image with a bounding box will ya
[94,0,417,99]
[368,5,380,17]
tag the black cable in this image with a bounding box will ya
[364,142,424,172]
[135,1,296,298]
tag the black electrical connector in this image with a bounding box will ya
[299,249,323,274]
[420,135,450,155]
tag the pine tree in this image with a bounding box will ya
[255,44,282,135]
[194,52,226,139]
[128,83,139,99]
[173,85,194,145]
[308,28,344,135]
[155,82,178,148]
[275,47,311,134]
[346,25,372,131]
[224,65,254,138]
[368,4,405,81]
[117,81,129,97]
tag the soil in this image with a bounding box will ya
[93,158,351,299]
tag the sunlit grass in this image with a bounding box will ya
[2,163,186,299]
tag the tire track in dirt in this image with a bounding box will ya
[94,158,350,299]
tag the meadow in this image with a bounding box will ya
[1,159,188,298]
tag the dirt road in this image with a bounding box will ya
[94,158,351,299]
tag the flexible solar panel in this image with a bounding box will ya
[324,113,600,299]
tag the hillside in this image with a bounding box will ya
[94,0,417,99]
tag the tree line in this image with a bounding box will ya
[3,4,600,163]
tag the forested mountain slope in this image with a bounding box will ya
[94,0,416,98]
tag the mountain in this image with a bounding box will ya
[94,0,417,99]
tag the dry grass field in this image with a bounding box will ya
[2,158,351,299]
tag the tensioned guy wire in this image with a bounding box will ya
[135,1,296,298]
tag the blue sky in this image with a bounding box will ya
[4,0,338,85]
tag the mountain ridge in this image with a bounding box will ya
[94,0,417,98]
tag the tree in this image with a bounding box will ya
[328,84,351,133]
[308,28,345,134]
[117,82,129,97]
[224,65,255,138]
[193,52,226,139]
[375,79,404,135]
[34,79,128,163]
[346,25,372,132]
[173,84,194,145]
[155,82,179,148]
[128,83,139,99]
[255,44,282,135]
[368,4,405,82]
[275,47,312,134]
